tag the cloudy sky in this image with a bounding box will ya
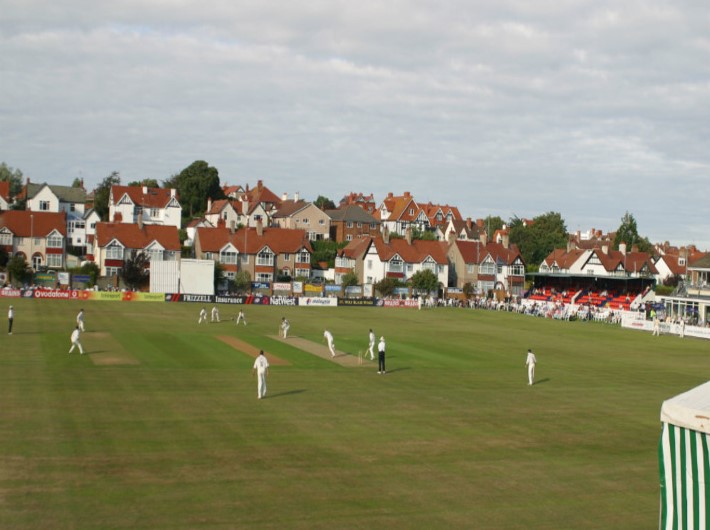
[2,1,709,248]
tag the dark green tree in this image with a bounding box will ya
[93,171,121,221]
[310,240,346,268]
[120,252,150,290]
[0,162,24,196]
[71,178,83,188]
[483,215,505,236]
[175,160,224,219]
[374,277,400,298]
[79,261,100,287]
[509,212,567,271]
[613,211,652,253]
[233,270,251,293]
[213,261,226,292]
[314,195,336,210]
[7,255,32,286]
[341,271,359,288]
[0,247,8,268]
[411,227,437,241]
[128,178,160,188]
[410,269,439,294]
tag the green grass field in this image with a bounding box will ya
[1,299,708,529]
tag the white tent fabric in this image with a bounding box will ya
[660,381,710,530]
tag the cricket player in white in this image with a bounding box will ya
[252,350,269,399]
[367,329,376,360]
[324,330,336,357]
[198,307,207,324]
[69,326,84,354]
[211,305,220,322]
[236,309,247,326]
[525,349,537,385]
[281,317,290,338]
[76,309,85,331]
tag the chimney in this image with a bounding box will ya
[142,186,148,194]
[602,243,609,254]
[383,226,390,244]
[619,242,627,255]
[207,197,212,213]
[502,233,510,249]
[256,218,263,236]
[631,245,639,253]
[405,227,412,245]
[170,188,176,198]
[479,232,487,246]
[257,180,263,191]
[387,192,393,198]
[137,211,143,229]
[242,199,249,216]
[229,220,235,234]
[282,192,288,201]
[466,217,472,230]
[294,191,300,202]
[404,191,410,198]
[447,230,456,244]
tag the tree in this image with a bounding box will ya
[310,240,346,268]
[175,160,223,219]
[341,271,359,289]
[411,227,437,241]
[410,269,439,294]
[0,247,8,268]
[93,171,121,221]
[0,162,23,196]
[463,282,476,298]
[7,255,32,286]
[314,195,336,210]
[120,252,150,290]
[613,211,652,253]
[80,261,100,287]
[374,277,400,298]
[509,212,567,271]
[483,215,505,236]
[128,178,160,188]
[71,178,83,188]
[214,261,226,292]
[233,270,251,293]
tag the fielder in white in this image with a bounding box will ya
[76,309,85,332]
[69,326,84,354]
[236,309,247,326]
[525,349,537,386]
[652,317,661,336]
[367,329,376,360]
[198,307,207,324]
[324,329,336,357]
[211,305,220,323]
[252,350,269,399]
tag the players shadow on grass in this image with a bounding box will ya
[532,378,550,385]
[267,389,307,399]
[380,367,410,374]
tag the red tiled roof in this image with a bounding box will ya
[111,185,179,208]
[372,237,448,264]
[196,226,313,255]
[0,210,67,236]
[0,181,10,201]
[95,222,180,250]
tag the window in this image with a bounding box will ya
[46,254,63,268]
[0,233,12,245]
[241,254,250,265]
[346,221,354,229]
[220,251,237,264]
[295,268,310,278]
[205,252,213,260]
[301,218,310,225]
[256,272,272,282]
[70,203,76,212]
[106,245,124,260]
[480,262,496,275]
[467,264,475,274]
[370,223,377,229]
[106,266,121,276]
[511,264,524,276]
[283,253,290,261]
[357,222,362,228]
[346,235,353,241]
[90,222,96,230]
[47,234,63,248]
[257,249,274,266]
[225,271,236,280]
[407,264,413,272]
[319,219,325,225]
[296,251,310,264]
[148,249,163,261]
[151,208,159,218]
[367,260,372,270]
[39,200,50,211]
[409,208,414,215]
[389,257,403,273]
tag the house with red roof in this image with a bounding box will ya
[339,192,377,215]
[272,199,331,241]
[193,222,313,283]
[326,205,380,243]
[0,210,67,270]
[447,233,525,295]
[336,230,449,287]
[109,185,182,228]
[204,198,241,231]
[376,191,431,237]
[441,217,481,242]
[419,202,462,232]
[0,181,10,210]
[92,221,181,277]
